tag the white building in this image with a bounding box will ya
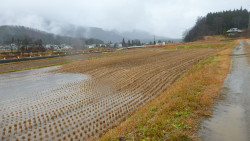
[117,44,122,48]
[227,28,242,33]
[227,28,243,37]
[87,44,96,49]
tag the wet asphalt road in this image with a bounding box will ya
[199,40,250,141]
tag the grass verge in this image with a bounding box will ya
[163,42,234,50]
[99,41,236,141]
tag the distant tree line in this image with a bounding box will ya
[4,36,106,53]
[184,8,249,42]
[85,38,104,45]
[6,37,46,53]
[122,38,142,47]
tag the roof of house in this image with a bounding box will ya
[227,28,242,33]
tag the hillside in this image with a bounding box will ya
[57,24,178,43]
[0,25,179,45]
[0,25,103,46]
[58,25,122,43]
[184,8,249,42]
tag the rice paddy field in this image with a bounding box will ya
[0,44,230,140]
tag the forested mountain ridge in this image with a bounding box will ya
[184,8,249,42]
[0,25,178,46]
[0,25,103,46]
[58,25,177,43]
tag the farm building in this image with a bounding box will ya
[227,28,242,37]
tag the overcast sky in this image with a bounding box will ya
[0,0,249,38]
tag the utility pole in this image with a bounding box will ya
[248,13,250,29]
[153,35,156,45]
[247,2,250,37]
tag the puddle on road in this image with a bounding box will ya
[0,66,90,102]
[199,40,250,141]
[200,103,247,141]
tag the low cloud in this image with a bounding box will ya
[0,0,248,38]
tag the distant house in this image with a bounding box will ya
[0,46,9,51]
[10,44,18,50]
[227,28,242,37]
[60,44,73,49]
[63,45,72,49]
[156,42,166,45]
[117,44,122,48]
[87,44,96,49]
[109,44,115,47]
[45,44,60,51]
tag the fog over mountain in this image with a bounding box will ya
[0,25,103,46]
[0,0,247,41]
[55,24,176,43]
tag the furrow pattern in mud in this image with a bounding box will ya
[0,48,214,140]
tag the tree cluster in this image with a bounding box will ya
[10,38,46,53]
[122,38,141,47]
[184,8,249,42]
[85,38,104,45]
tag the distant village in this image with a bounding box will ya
[0,38,175,52]
[0,44,72,52]
[0,26,244,52]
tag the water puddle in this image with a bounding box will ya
[0,66,90,102]
[199,40,250,141]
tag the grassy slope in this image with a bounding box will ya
[99,41,237,141]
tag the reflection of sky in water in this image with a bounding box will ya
[0,66,89,102]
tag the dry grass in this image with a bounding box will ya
[164,42,233,50]
[99,41,236,141]
[147,39,233,50]
[202,35,229,42]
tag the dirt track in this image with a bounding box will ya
[0,48,215,140]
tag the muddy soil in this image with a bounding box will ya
[199,40,250,141]
[0,48,214,140]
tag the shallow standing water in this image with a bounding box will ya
[0,66,92,140]
[199,40,250,141]
[0,66,89,102]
